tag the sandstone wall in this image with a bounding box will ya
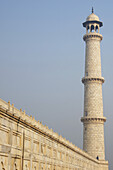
[0,99,108,170]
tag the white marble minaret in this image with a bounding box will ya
[81,8,106,160]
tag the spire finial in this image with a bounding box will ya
[92,7,94,13]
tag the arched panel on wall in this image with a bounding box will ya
[14,163,18,170]
[1,161,5,170]
[25,164,29,170]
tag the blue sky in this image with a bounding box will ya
[0,1,113,169]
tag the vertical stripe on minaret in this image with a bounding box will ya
[81,10,106,160]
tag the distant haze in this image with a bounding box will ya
[0,1,113,169]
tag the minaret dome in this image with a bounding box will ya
[83,10,103,34]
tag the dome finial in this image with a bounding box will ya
[92,7,94,13]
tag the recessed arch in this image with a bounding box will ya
[1,161,5,170]
[91,25,94,32]
[87,25,90,33]
[96,25,99,33]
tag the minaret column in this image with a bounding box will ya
[81,10,106,161]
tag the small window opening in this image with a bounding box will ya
[91,25,94,32]
[96,25,99,33]
[96,156,99,160]
[85,112,88,116]
[86,72,88,76]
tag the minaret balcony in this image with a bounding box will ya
[81,117,106,123]
[83,33,103,41]
[82,77,105,84]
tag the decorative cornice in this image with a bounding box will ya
[82,77,105,84]
[83,33,103,41]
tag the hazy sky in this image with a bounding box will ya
[0,0,113,169]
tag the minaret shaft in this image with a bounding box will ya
[85,38,102,77]
[83,122,105,159]
[81,12,106,161]
[83,34,104,118]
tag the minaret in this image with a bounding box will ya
[81,9,106,160]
